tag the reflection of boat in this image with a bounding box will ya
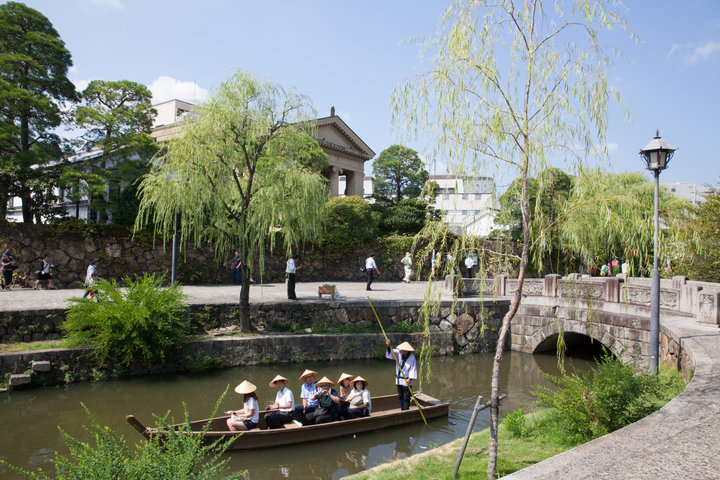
[126,393,448,450]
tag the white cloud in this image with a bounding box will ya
[87,0,123,9]
[72,78,91,93]
[666,43,682,58]
[687,41,720,63]
[149,76,209,105]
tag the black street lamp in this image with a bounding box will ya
[639,130,677,375]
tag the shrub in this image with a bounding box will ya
[63,274,190,368]
[321,196,377,249]
[0,400,242,480]
[503,408,528,438]
[532,353,685,444]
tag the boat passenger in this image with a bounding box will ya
[294,369,320,425]
[385,339,417,410]
[265,375,295,429]
[225,380,259,431]
[337,372,354,419]
[304,376,341,424]
[346,376,371,418]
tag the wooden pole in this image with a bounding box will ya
[367,296,427,425]
[452,394,506,478]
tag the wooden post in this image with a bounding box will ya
[453,394,506,478]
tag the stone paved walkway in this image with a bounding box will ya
[0,281,448,312]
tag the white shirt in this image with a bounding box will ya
[244,397,259,423]
[275,387,294,412]
[286,258,296,274]
[350,388,372,412]
[365,257,377,270]
[386,349,417,386]
[465,257,475,269]
[85,264,96,284]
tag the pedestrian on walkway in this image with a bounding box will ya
[1,251,15,290]
[464,253,475,279]
[82,258,98,299]
[34,254,55,289]
[401,252,412,283]
[286,255,298,300]
[365,253,380,291]
[230,250,242,285]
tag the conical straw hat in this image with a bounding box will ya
[316,376,334,387]
[234,380,257,395]
[337,372,355,384]
[351,376,368,387]
[299,369,318,380]
[396,341,415,352]
[269,374,288,387]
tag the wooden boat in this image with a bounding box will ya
[126,392,448,450]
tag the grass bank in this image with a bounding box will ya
[353,362,688,480]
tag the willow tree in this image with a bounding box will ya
[136,72,329,332]
[393,1,632,477]
[559,169,696,277]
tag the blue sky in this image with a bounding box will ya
[9,0,720,187]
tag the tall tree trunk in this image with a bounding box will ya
[21,192,33,223]
[238,265,251,332]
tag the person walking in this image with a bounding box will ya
[401,252,412,283]
[34,254,54,290]
[384,339,417,410]
[286,255,298,300]
[82,258,98,299]
[1,251,15,290]
[230,250,242,285]
[365,253,380,291]
[464,253,475,279]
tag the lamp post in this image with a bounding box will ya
[639,130,677,375]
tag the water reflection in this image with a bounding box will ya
[0,352,591,479]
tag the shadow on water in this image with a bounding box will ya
[0,352,593,479]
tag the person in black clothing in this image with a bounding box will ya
[1,251,15,290]
[304,376,341,424]
[34,254,55,290]
[230,251,242,285]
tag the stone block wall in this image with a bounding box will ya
[0,224,419,288]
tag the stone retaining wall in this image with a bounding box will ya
[0,332,453,387]
[0,224,419,289]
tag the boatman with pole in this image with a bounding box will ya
[385,339,417,410]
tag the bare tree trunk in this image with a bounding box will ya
[238,263,251,332]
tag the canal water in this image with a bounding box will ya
[0,352,593,479]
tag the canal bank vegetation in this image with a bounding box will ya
[1,398,244,480]
[64,273,190,369]
[355,358,687,479]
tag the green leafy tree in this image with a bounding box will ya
[559,169,695,277]
[493,168,575,274]
[380,197,439,236]
[684,183,720,282]
[0,1,77,222]
[393,1,632,477]
[372,144,428,205]
[59,163,108,219]
[322,195,377,249]
[136,71,328,332]
[75,79,157,223]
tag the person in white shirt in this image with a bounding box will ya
[365,253,380,291]
[346,376,372,418]
[82,258,98,299]
[226,380,259,431]
[464,254,475,278]
[265,375,295,429]
[401,252,412,283]
[286,255,298,300]
[385,339,417,410]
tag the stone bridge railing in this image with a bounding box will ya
[451,274,720,327]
